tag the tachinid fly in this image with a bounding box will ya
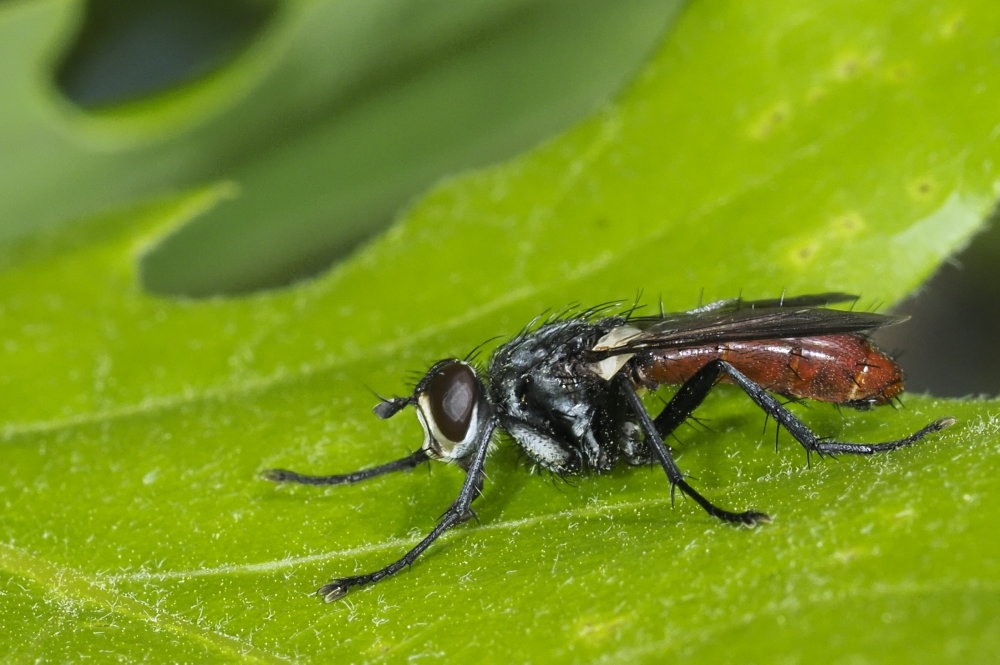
[262,293,954,602]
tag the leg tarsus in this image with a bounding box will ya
[317,417,496,601]
[318,501,470,601]
[672,477,770,526]
[813,417,955,455]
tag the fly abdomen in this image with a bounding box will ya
[636,335,903,407]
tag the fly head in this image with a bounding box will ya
[374,359,491,465]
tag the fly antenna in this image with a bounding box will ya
[372,395,413,419]
[366,384,415,419]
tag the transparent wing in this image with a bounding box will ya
[589,294,904,359]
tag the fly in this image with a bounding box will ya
[261,293,955,602]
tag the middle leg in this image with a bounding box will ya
[613,373,768,526]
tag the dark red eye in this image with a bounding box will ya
[424,362,478,443]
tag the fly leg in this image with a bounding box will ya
[679,360,954,457]
[261,450,429,486]
[613,374,769,526]
[317,417,497,602]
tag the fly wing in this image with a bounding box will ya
[589,296,906,360]
[681,292,860,314]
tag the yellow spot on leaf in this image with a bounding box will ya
[884,61,914,84]
[832,211,865,237]
[832,546,873,564]
[909,177,936,200]
[789,241,819,266]
[575,612,635,646]
[749,102,791,140]
[832,50,878,81]
[805,85,828,105]
[834,55,861,80]
[575,613,631,646]
[941,14,965,39]
[366,638,395,656]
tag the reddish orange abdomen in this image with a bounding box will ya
[637,335,903,407]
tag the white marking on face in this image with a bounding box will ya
[417,393,480,462]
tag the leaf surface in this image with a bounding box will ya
[2,1,999,663]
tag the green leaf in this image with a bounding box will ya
[0,0,681,296]
[2,1,999,664]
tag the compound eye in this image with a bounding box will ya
[423,362,479,444]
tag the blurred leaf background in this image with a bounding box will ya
[1,0,999,663]
[5,0,996,394]
[8,0,681,296]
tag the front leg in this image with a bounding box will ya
[261,449,429,486]
[319,416,497,602]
